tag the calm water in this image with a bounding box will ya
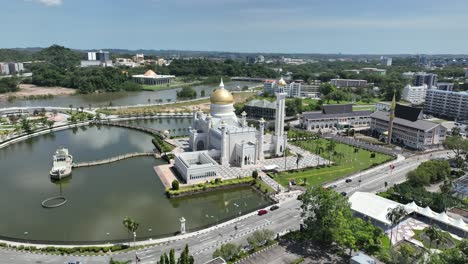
[0,122,270,243]
[117,118,192,137]
[0,81,258,108]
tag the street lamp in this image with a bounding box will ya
[24,231,28,245]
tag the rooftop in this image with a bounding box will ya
[370,111,439,131]
[245,99,276,109]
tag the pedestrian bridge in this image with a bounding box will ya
[73,152,157,168]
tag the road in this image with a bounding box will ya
[0,199,302,264]
[332,150,453,195]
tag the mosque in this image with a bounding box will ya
[174,79,287,184]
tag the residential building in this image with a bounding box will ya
[256,55,265,63]
[4,62,24,75]
[436,82,454,91]
[402,84,427,104]
[243,99,276,119]
[380,56,392,66]
[114,58,136,68]
[301,104,371,131]
[81,50,113,67]
[425,90,468,120]
[370,104,446,149]
[133,54,144,63]
[263,78,320,98]
[413,72,437,89]
[465,68,468,78]
[132,70,175,86]
[330,79,368,88]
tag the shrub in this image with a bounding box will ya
[370,152,376,158]
[172,180,180,190]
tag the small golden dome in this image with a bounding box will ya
[278,77,287,86]
[210,88,234,105]
[143,70,157,76]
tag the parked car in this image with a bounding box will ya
[258,209,268,216]
[270,205,280,211]
[341,192,347,196]
[345,179,352,183]
[329,184,338,189]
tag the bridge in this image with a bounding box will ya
[92,121,165,137]
[72,152,157,168]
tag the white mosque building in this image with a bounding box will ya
[174,79,287,184]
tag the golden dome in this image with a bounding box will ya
[278,77,287,86]
[210,88,234,105]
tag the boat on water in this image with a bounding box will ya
[50,148,73,180]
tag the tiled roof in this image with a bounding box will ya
[371,111,439,131]
[302,110,371,120]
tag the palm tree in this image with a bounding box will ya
[326,141,336,165]
[440,178,453,212]
[386,205,407,244]
[335,152,345,164]
[123,216,140,262]
[426,225,443,249]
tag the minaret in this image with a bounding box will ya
[220,121,228,165]
[257,118,265,161]
[206,113,212,150]
[241,111,247,127]
[387,92,396,145]
[273,78,287,156]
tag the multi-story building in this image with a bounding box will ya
[114,58,136,68]
[425,90,468,120]
[0,63,10,75]
[370,104,446,150]
[330,79,368,88]
[263,78,320,98]
[243,99,276,119]
[402,84,427,104]
[464,68,468,78]
[133,54,144,63]
[436,82,454,91]
[301,104,371,131]
[81,50,113,67]
[402,72,416,79]
[380,56,392,66]
[413,72,437,89]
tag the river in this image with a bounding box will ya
[0,81,258,108]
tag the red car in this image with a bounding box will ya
[258,209,268,216]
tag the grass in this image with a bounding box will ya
[274,137,393,187]
[379,235,391,251]
[353,105,375,112]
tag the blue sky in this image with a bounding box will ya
[2,0,468,54]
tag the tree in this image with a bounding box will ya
[178,244,194,264]
[386,205,407,244]
[428,239,468,264]
[301,186,353,245]
[252,170,258,179]
[296,153,303,169]
[247,229,274,248]
[426,225,443,249]
[443,136,468,167]
[171,180,180,191]
[122,216,139,263]
[200,90,206,97]
[319,83,337,96]
[169,249,175,264]
[177,87,197,99]
[397,243,417,264]
[213,243,241,261]
[440,178,453,211]
[21,118,32,133]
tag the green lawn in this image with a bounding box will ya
[353,105,375,112]
[274,138,393,187]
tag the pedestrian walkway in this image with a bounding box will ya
[388,217,428,245]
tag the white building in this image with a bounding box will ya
[413,72,437,89]
[115,58,136,68]
[380,56,392,66]
[263,78,320,98]
[425,90,468,120]
[81,50,113,67]
[330,79,368,88]
[175,80,287,183]
[301,104,371,131]
[132,70,175,86]
[402,84,427,104]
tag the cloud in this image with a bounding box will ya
[38,0,63,6]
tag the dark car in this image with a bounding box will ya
[258,209,268,216]
[341,192,347,196]
[270,205,280,211]
[345,179,352,183]
[329,184,338,189]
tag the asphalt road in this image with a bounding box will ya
[333,150,453,195]
[0,199,302,264]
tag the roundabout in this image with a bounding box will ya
[41,196,68,208]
